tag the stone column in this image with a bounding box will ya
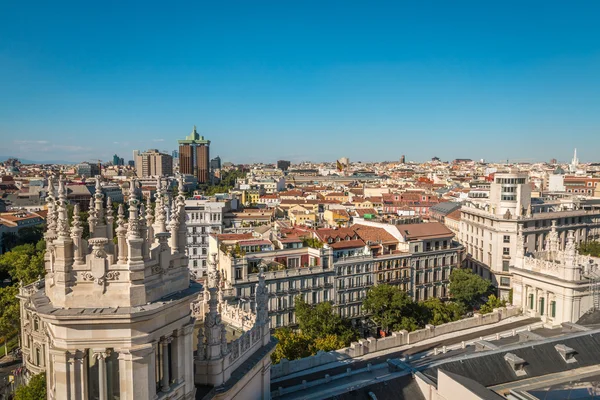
[48,348,74,400]
[172,323,195,395]
[72,350,89,400]
[160,336,173,392]
[93,349,109,400]
[117,344,155,400]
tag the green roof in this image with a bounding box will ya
[178,125,210,145]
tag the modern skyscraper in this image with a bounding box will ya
[277,160,291,171]
[210,155,221,171]
[178,126,210,183]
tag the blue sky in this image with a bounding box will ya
[1,1,599,164]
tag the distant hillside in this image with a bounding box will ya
[0,156,77,165]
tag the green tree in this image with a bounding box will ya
[271,328,313,364]
[0,285,20,339]
[295,296,358,344]
[448,268,491,307]
[363,284,415,332]
[0,232,18,253]
[479,294,507,314]
[0,243,45,285]
[14,372,46,400]
[311,334,348,353]
[421,298,464,325]
[578,241,600,257]
[302,238,324,249]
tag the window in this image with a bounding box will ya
[503,235,510,243]
[202,248,207,255]
[503,247,510,256]
[500,277,510,286]
[235,269,242,280]
[502,261,510,272]
[551,301,556,318]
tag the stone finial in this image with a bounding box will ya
[71,203,82,235]
[127,179,140,238]
[116,204,126,232]
[145,195,154,225]
[88,197,98,235]
[154,178,167,233]
[255,264,269,326]
[220,324,229,355]
[94,176,105,221]
[45,176,57,237]
[56,176,70,239]
[106,196,113,218]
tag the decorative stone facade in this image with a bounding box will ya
[192,257,275,399]
[511,222,600,326]
[19,175,198,400]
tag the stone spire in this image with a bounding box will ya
[70,203,85,264]
[115,204,128,263]
[56,176,70,240]
[516,225,525,260]
[168,194,180,252]
[176,175,188,254]
[105,196,114,242]
[153,177,167,234]
[87,197,98,236]
[45,176,57,239]
[255,265,269,326]
[94,176,105,222]
[127,179,140,239]
[204,278,222,360]
[547,220,560,256]
[139,203,149,260]
[145,195,155,245]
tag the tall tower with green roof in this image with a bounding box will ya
[178,126,211,183]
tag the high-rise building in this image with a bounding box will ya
[210,156,221,171]
[277,160,291,171]
[76,162,100,178]
[400,155,406,164]
[178,126,210,183]
[134,149,173,177]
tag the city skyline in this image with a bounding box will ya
[1,1,600,163]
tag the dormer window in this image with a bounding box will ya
[555,344,577,363]
[504,353,527,376]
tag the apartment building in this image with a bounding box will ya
[460,171,600,298]
[212,221,464,328]
[135,149,173,177]
[185,198,229,278]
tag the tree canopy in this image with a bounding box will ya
[204,169,246,196]
[271,297,358,364]
[0,237,46,339]
[578,241,600,257]
[0,243,45,285]
[14,372,46,400]
[479,294,507,314]
[448,268,491,307]
[363,284,465,333]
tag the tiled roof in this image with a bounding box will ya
[329,239,366,249]
[395,222,453,241]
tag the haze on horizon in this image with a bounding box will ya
[1,1,599,164]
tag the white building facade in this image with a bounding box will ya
[511,224,600,326]
[185,198,228,278]
[460,171,600,299]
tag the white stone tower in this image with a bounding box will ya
[18,175,200,400]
